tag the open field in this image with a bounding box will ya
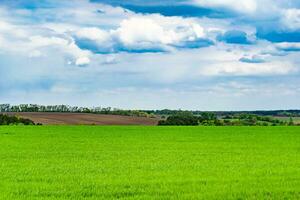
[4,112,159,126]
[0,126,300,199]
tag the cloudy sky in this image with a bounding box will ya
[0,0,300,110]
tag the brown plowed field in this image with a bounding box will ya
[4,112,159,125]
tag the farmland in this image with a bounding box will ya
[4,112,159,126]
[0,126,300,199]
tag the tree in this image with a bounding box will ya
[0,114,36,125]
[158,112,199,126]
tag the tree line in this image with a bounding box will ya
[158,112,297,126]
[2,104,300,117]
[143,109,300,117]
[0,104,155,118]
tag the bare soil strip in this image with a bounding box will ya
[4,112,159,125]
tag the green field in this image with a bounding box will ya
[0,126,300,199]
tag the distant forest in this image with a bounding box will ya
[1,104,300,117]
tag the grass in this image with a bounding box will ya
[0,126,300,199]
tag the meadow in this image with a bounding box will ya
[0,126,299,199]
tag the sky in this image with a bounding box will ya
[0,0,300,110]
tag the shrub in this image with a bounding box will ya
[0,114,35,125]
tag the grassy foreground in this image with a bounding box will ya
[0,126,299,199]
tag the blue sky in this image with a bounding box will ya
[0,0,300,110]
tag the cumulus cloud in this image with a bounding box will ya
[28,35,91,66]
[217,30,253,44]
[74,15,213,53]
[0,19,91,66]
[117,16,205,44]
[76,28,110,42]
[115,15,212,51]
[74,27,114,53]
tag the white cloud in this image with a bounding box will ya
[0,1,298,75]
[0,20,91,66]
[202,61,295,76]
[116,17,170,45]
[192,0,258,14]
[75,57,90,66]
[281,9,300,30]
[192,0,293,22]
[115,16,205,45]
[29,35,92,66]
[76,27,110,42]
[29,36,70,48]
[276,42,300,51]
[73,15,209,53]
